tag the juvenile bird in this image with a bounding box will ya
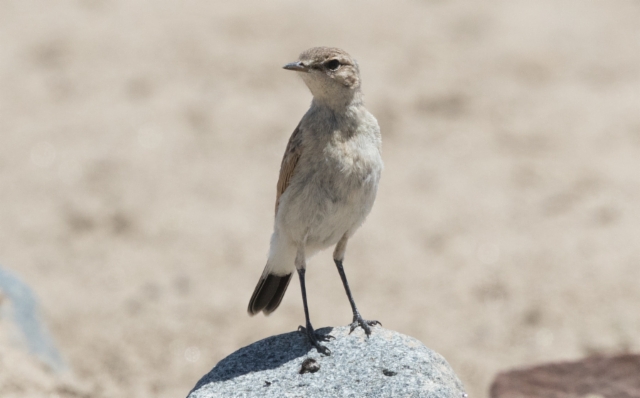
[247,47,383,355]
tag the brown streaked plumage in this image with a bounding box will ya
[275,123,303,215]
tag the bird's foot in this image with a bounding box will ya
[348,313,381,336]
[298,324,333,355]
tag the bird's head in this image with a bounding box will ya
[284,47,362,109]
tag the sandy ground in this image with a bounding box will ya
[1,1,639,397]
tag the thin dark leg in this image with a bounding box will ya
[335,259,381,336]
[297,268,332,355]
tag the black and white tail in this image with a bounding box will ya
[247,271,292,315]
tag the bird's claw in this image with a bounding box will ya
[348,315,381,336]
[298,325,333,355]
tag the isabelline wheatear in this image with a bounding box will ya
[248,47,383,355]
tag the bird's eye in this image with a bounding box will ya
[324,59,340,71]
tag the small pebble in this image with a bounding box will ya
[299,358,320,374]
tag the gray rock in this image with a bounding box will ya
[188,326,466,398]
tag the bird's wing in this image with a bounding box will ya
[275,123,304,215]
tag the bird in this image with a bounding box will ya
[247,47,383,355]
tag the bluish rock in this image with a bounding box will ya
[0,265,66,372]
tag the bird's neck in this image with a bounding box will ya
[309,93,368,140]
[311,89,363,114]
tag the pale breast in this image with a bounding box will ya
[275,107,382,248]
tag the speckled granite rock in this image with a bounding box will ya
[188,326,466,398]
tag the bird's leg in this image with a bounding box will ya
[334,260,381,335]
[296,249,332,355]
[334,236,381,336]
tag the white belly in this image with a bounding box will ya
[275,140,382,255]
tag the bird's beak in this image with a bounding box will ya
[283,61,309,72]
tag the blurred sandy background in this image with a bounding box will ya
[1,0,639,397]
